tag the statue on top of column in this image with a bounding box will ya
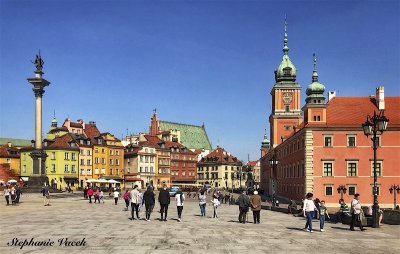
[32,51,44,72]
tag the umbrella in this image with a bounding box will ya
[85,179,97,183]
[97,179,108,184]
[7,179,17,184]
[107,179,120,184]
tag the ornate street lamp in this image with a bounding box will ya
[362,110,389,228]
[269,152,279,205]
[389,184,400,209]
[337,185,347,200]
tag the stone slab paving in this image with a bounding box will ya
[0,193,399,254]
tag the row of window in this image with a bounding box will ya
[323,135,380,147]
[94,148,121,155]
[324,185,380,196]
[139,155,155,163]
[197,166,241,172]
[171,171,195,177]
[171,162,195,168]
[79,149,92,156]
[93,158,120,165]
[323,161,382,177]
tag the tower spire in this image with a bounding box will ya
[283,15,289,55]
[312,53,319,82]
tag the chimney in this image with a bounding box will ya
[376,86,385,110]
[328,91,336,102]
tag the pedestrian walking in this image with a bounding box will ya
[212,191,220,218]
[113,188,120,205]
[318,200,330,231]
[83,186,88,199]
[16,185,22,204]
[303,192,317,232]
[175,187,185,222]
[87,187,94,203]
[94,189,100,203]
[123,189,130,210]
[143,186,155,221]
[198,190,207,217]
[99,190,104,203]
[42,186,50,206]
[130,185,140,220]
[138,189,143,212]
[158,184,170,221]
[250,190,262,224]
[4,186,10,206]
[238,191,250,223]
[10,186,16,205]
[350,193,366,231]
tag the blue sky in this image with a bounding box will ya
[1,0,399,161]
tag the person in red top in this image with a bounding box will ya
[87,187,94,203]
[123,190,130,211]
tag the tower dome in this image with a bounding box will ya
[275,17,297,82]
[261,132,270,149]
[306,54,326,104]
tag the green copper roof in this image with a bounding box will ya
[159,121,212,150]
[261,133,270,148]
[275,17,297,81]
[276,55,297,78]
[306,54,325,96]
[0,138,32,147]
[306,82,325,95]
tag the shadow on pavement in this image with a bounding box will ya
[286,227,306,231]
[331,226,351,231]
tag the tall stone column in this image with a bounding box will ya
[27,53,50,184]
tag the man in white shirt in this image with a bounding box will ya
[130,185,140,220]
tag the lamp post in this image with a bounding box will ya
[337,185,347,200]
[269,152,279,199]
[389,184,400,209]
[362,110,389,228]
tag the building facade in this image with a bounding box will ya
[197,147,243,189]
[260,21,400,207]
[166,141,197,186]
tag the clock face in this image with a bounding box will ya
[283,92,293,103]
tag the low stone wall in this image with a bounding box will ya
[382,210,400,225]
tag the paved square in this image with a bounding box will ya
[0,193,399,254]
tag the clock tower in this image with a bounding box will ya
[269,18,302,147]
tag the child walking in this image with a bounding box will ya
[318,200,330,232]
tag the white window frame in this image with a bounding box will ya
[322,161,334,177]
[371,160,383,177]
[324,184,333,196]
[347,135,357,147]
[347,161,358,177]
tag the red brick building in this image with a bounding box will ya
[260,24,400,207]
[165,141,197,186]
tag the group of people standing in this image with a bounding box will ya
[3,185,22,206]
[303,192,372,232]
[125,185,186,222]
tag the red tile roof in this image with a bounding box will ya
[70,122,83,128]
[0,145,20,158]
[192,149,205,154]
[46,134,79,150]
[325,96,400,127]
[199,147,242,165]
[248,161,258,167]
[84,124,101,143]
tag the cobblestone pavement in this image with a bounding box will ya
[0,193,399,254]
